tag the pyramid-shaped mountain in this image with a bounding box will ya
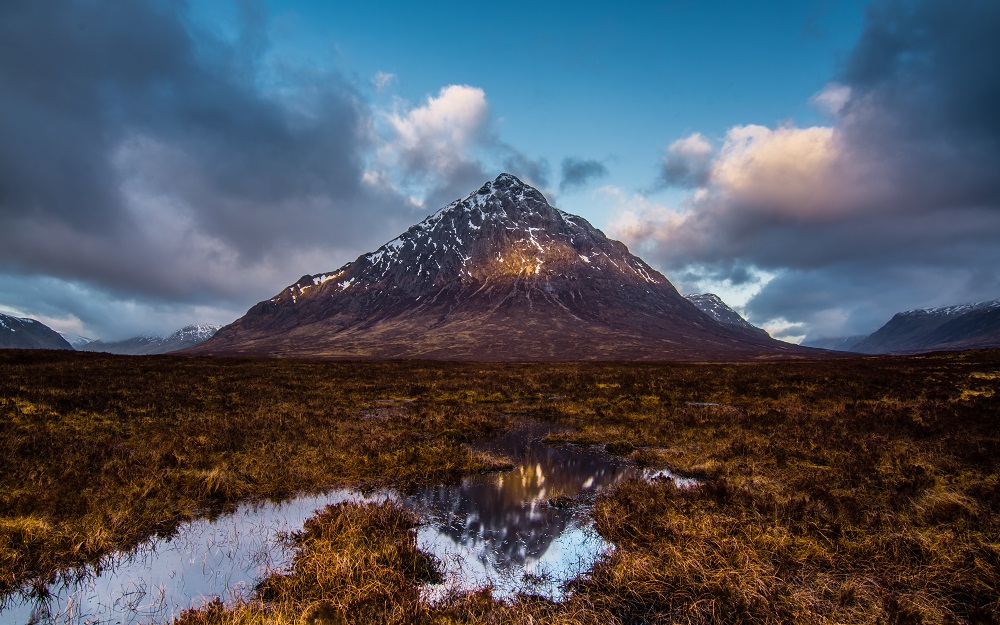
[193,174,814,360]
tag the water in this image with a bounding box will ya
[2,422,691,623]
[411,422,692,600]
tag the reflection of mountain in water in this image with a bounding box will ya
[409,423,644,574]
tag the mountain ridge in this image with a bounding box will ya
[79,324,220,355]
[683,293,770,339]
[851,300,1000,354]
[0,313,73,350]
[192,174,821,361]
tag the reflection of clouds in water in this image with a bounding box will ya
[2,491,377,625]
[2,423,693,621]
[410,422,646,600]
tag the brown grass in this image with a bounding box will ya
[1,348,999,623]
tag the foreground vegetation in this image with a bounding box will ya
[1,349,998,623]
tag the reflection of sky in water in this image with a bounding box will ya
[1,423,692,623]
[1,490,382,624]
[410,422,655,600]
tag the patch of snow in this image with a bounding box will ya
[908,300,1000,316]
[314,271,345,286]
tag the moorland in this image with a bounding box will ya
[1,349,998,624]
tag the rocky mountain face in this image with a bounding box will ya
[684,293,770,339]
[851,301,1000,354]
[80,325,220,355]
[0,313,73,350]
[192,174,817,360]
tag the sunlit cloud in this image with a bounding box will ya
[614,0,1000,340]
[387,85,490,177]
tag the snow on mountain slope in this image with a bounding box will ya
[852,300,1000,354]
[0,313,74,350]
[193,174,818,361]
[683,293,770,339]
[79,325,221,355]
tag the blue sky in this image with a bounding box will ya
[1,0,998,342]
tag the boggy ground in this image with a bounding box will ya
[1,349,998,624]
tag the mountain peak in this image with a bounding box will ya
[487,172,531,193]
[447,172,552,221]
[195,175,813,360]
[285,174,663,301]
[684,293,770,338]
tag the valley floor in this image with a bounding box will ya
[1,350,998,624]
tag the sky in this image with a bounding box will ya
[2,0,999,343]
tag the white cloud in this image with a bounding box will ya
[372,71,396,91]
[758,317,807,344]
[711,124,851,217]
[669,132,713,159]
[387,85,490,177]
[809,82,852,115]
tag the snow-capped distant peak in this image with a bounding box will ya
[684,293,769,337]
[903,300,1000,317]
[58,332,98,348]
[169,324,221,341]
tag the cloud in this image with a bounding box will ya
[380,84,550,209]
[0,273,244,341]
[661,133,713,188]
[612,0,1000,339]
[0,0,422,336]
[372,71,396,91]
[502,149,552,193]
[809,82,852,115]
[388,85,490,177]
[560,158,608,191]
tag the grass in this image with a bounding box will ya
[1,349,999,623]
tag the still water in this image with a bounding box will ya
[2,422,691,624]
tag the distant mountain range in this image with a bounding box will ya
[78,325,221,355]
[804,300,1000,354]
[191,174,810,361]
[0,313,73,350]
[0,316,219,354]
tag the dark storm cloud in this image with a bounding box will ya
[559,158,607,191]
[838,0,1000,210]
[659,132,713,189]
[617,0,1000,339]
[0,0,413,310]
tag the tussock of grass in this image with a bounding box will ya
[173,501,437,625]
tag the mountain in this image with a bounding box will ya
[80,324,220,355]
[852,300,1000,354]
[191,174,818,361]
[59,332,99,349]
[0,313,73,350]
[683,293,770,339]
[801,336,867,352]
